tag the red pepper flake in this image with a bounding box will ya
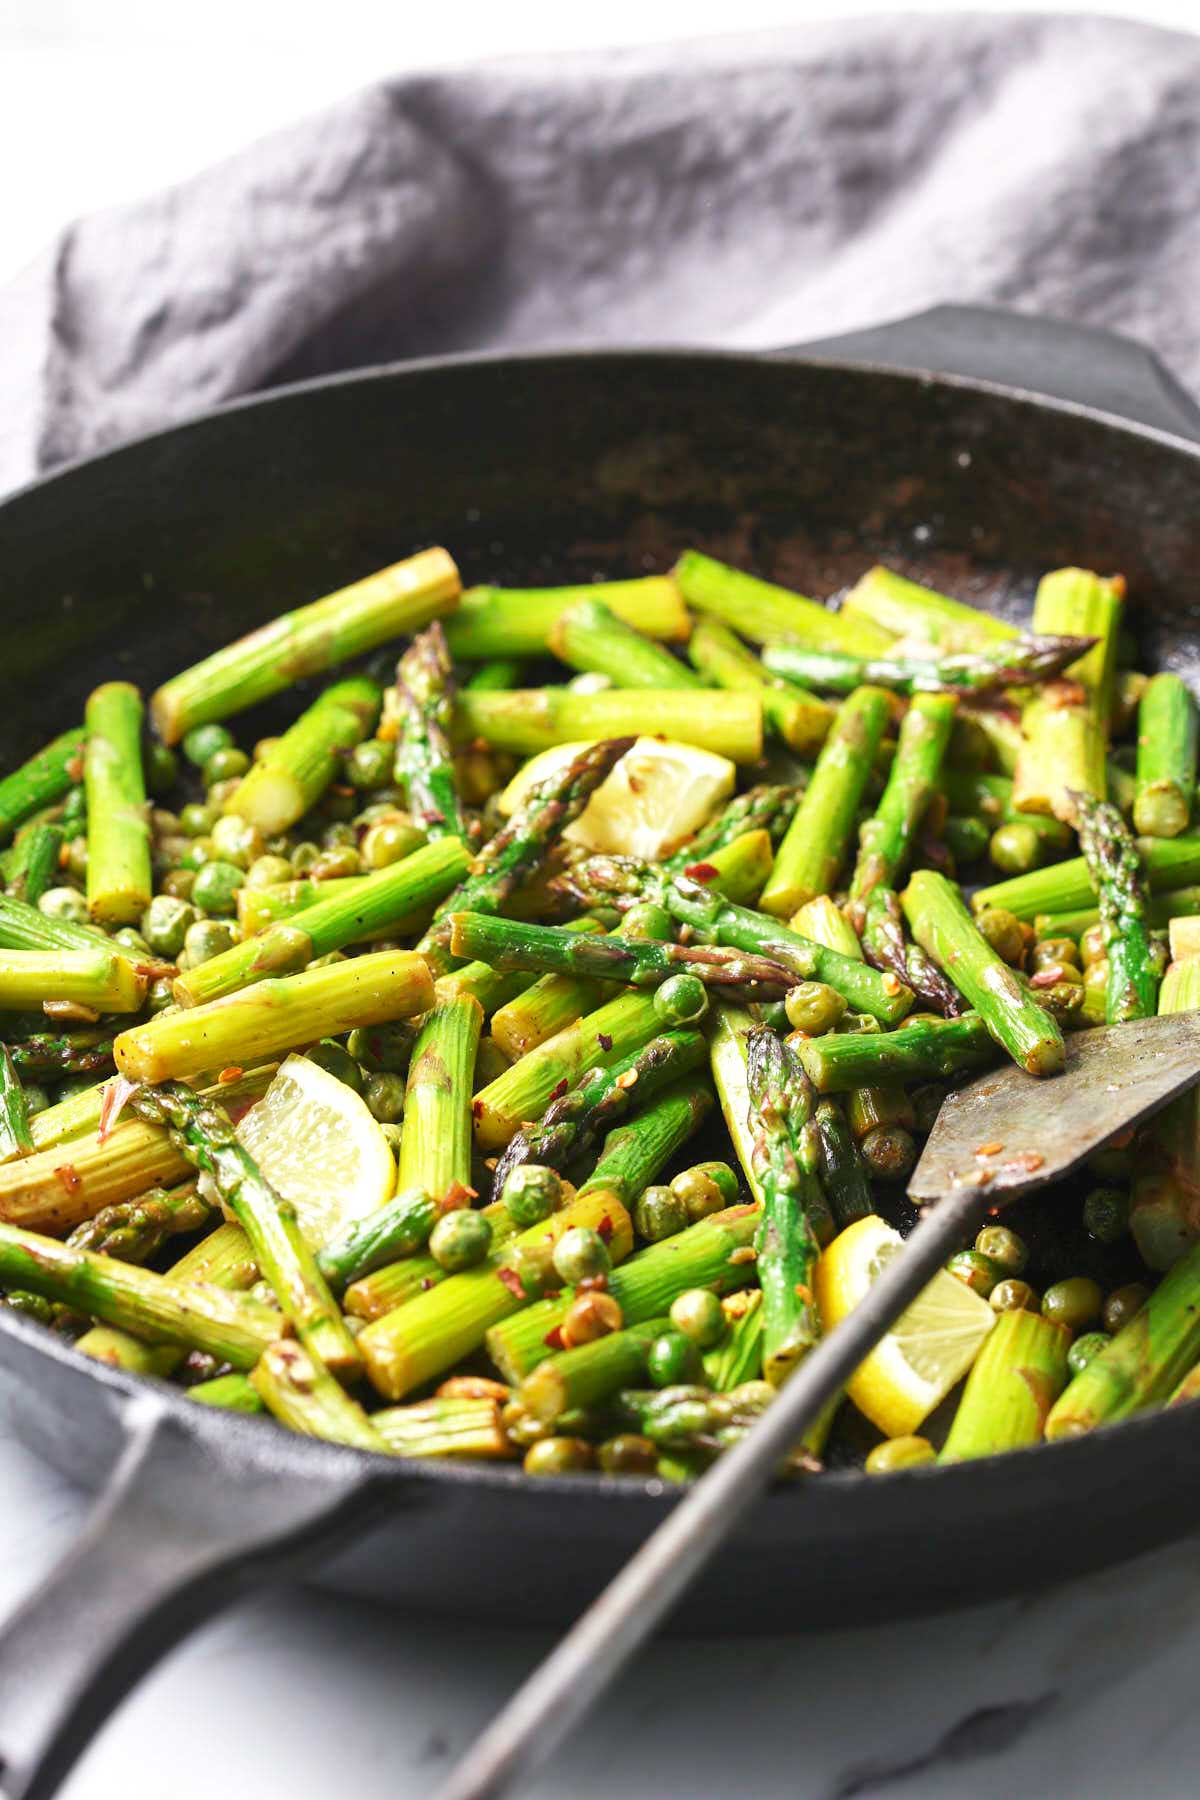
[66,754,85,782]
[881,973,903,996]
[975,1140,1004,1156]
[1110,1127,1134,1150]
[597,1033,613,1051]
[549,1078,569,1102]
[421,1277,436,1291]
[597,1214,614,1243]
[615,1068,639,1090]
[543,1325,565,1350]
[729,1246,757,1265]
[218,1065,244,1085]
[472,1099,484,1120]
[496,1265,525,1299]
[577,1273,609,1293]
[54,1164,81,1195]
[684,861,720,883]
[443,1181,478,1211]
[1029,966,1066,988]
[1007,1150,1045,1173]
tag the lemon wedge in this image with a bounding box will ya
[498,737,735,860]
[815,1214,995,1437]
[235,1053,396,1247]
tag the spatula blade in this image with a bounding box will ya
[909,1012,1200,1205]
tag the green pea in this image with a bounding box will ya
[191,860,246,916]
[647,1330,704,1387]
[974,906,1028,966]
[322,821,358,850]
[1079,921,1107,968]
[179,801,217,839]
[203,747,250,787]
[552,1226,610,1287]
[634,1184,689,1242]
[670,1161,739,1221]
[112,927,151,958]
[22,1084,51,1117]
[320,789,358,823]
[1083,1186,1130,1244]
[346,1022,415,1073]
[597,1434,658,1475]
[1031,936,1080,972]
[346,739,394,791]
[145,977,177,1014]
[429,1209,493,1272]
[143,740,180,798]
[1042,1276,1103,1332]
[363,1071,406,1124]
[859,1125,917,1182]
[988,822,1043,877]
[669,1288,726,1348]
[864,1436,936,1475]
[140,895,199,958]
[946,1249,1001,1297]
[182,724,233,768]
[306,1040,365,1093]
[181,919,239,967]
[989,1278,1040,1314]
[652,972,708,1026]
[38,887,90,926]
[209,815,264,870]
[784,980,847,1036]
[309,846,362,880]
[361,816,423,870]
[523,1437,594,1476]
[974,1224,1028,1275]
[623,901,672,940]
[1103,1282,1150,1335]
[161,868,197,902]
[175,837,214,872]
[246,854,294,888]
[501,1164,565,1228]
[290,841,321,874]
[1067,1331,1111,1377]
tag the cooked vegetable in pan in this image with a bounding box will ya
[2,544,1198,1478]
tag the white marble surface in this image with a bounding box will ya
[2,1405,1199,1800]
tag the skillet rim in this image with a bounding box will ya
[2,341,1200,1507]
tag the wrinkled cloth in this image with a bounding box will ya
[2,12,1199,494]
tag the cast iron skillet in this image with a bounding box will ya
[2,306,1200,1800]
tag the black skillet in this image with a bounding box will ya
[2,305,1200,1800]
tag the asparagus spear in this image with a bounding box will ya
[0,1046,33,1161]
[358,1186,636,1401]
[0,728,84,843]
[1045,1235,1200,1437]
[316,1188,440,1294]
[940,770,1071,850]
[0,1219,281,1366]
[763,633,1093,697]
[687,618,833,753]
[1129,958,1200,1271]
[1033,887,1200,943]
[673,551,894,654]
[390,622,468,841]
[452,687,762,764]
[759,686,894,917]
[251,1340,387,1452]
[519,1316,673,1423]
[709,1005,766,1206]
[901,870,1065,1075]
[78,1330,186,1380]
[397,994,482,1205]
[612,1382,777,1451]
[84,683,152,926]
[1073,792,1162,1022]
[445,578,689,659]
[189,1372,266,1413]
[487,1199,756,1385]
[1134,673,1197,838]
[813,1099,873,1228]
[342,1198,517,1320]
[419,735,633,976]
[224,676,380,836]
[4,823,65,907]
[940,1308,1071,1460]
[664,788,799,870]
[0,890,115,959]
[973,834,1200,920]
[175,838,469,1006]
[702,1290,764,1389]
[490,1027,706,1196]
[0,948,145,1014]
[464,659,527,692]
[790,897,862,960]
[448,911,800,1003]
[548,597,703,690]
[840,566,1018,651]
[859,885,965,1017]
[1012,569,1123,824]
[849,693,957,911]
[798,1012,997,1093]
[150,547,460,742]
[655,876,912,1024]
[746,1027,822,1386]
[127,1081,360,1376]
[114,947,433,1083]
[372,1395,514,1459]
[65,1182,213,1262]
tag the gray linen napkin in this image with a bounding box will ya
[2,12,1198,494]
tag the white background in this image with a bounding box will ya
[4,5,1200,1797]
[2,0,1198,279]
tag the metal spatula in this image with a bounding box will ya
[436,1012,1200,1800]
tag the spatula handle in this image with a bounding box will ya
[436,1183,991,1800]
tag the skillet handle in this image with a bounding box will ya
[780,303,1200,444]
[0,1393,386,1800]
